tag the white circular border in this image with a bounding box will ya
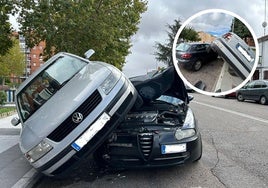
[172,9,259,97]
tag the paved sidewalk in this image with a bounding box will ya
[0,115,40,188]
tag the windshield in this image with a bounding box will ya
[17,55,87,122]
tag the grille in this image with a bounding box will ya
[138,133,153,159]
[47,90,102,142]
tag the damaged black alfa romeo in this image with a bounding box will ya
[95,66,202,169]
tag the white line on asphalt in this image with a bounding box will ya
[192,101,268,124]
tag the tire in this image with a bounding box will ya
[260,95,267,105]
[237,93,244,102]
[192,60,202,71]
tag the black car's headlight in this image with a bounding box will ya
[25,140,53,163]
[175,108,196,140]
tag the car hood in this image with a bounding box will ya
[20,61,111,151]
[130,66,189,104]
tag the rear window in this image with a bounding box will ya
[176,43,191,52]
[17,55,87,122]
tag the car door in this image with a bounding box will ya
[251,81,263,100]
[242,81,255,100]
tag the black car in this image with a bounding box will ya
[176,42,218,71]
[211,32,255,80]
[94,66,202,169]
[236,80,268,105]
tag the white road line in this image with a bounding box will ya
[192,101,268,124]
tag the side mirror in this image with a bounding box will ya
[11,117,20,126]
[84,49,95,59]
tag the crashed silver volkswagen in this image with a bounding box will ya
[12,50,137,176]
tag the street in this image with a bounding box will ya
[31,94,268,188]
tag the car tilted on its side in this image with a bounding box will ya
[12,50,137,176]
[211,32,255,79]
[12,50,202,177]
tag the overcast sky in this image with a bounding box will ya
[122,0,266,77]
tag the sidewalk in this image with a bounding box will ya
[0,115,40,188]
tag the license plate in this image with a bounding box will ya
[161,144,186,154]
[71,112,110,151]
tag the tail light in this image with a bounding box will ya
[181,53,192,59]
[223,33,233,40]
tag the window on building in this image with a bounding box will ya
[264,70,268,80]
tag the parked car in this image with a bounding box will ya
[176,42,218,71]
[94,66,202,169]
[236,80,268,105]
[211,32,255,80]
[11,50,138,176]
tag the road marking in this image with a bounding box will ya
[192,101,268,124]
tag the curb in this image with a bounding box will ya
[11,168,42,188]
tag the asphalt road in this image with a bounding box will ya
[34,94,268,188]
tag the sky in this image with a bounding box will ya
[122,0,267,77]
[9,0,266,78]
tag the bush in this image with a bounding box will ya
[0,91,7,105]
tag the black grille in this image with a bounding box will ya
[47,90,102,142]
[138,133,153,159]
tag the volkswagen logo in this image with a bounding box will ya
[72,112,84,124]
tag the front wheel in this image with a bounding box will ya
[192,60,202,71]
[260,96,267,105]
[237,93,244,101]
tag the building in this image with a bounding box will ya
[254,35,268,80]
[19,35,45,76]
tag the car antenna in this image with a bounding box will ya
[84,49,95,59]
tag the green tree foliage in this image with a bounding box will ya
[18,0,147,69]
[0,0,18,55]
[154,19,200,66]
[231,18,252,39]
[0,38,25,84]
[0,91,7,105]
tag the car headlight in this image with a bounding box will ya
[175,128,196,140]
[25,140,53,163]
[175,108,196,140]
[100,69,121,95]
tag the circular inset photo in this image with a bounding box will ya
[172,9,259,96]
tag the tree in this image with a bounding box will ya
[154,19,200,66]
[18,0,147,69]
[0,91,7,105]
[0,38,25,85]
[231,18,252,39]
[0,0,17,56]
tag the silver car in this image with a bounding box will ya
[12,50,137,176]
[211,32,255,79]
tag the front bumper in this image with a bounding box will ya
[97,131,202,169]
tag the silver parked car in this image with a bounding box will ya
[11,50,137,176]
[211,32,255,79]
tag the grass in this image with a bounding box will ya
[0,107,16,116]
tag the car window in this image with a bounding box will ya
[17,55,87,122]
[246,81,255,88]
[253,81,263,88]
[176,43,190,52]
[195,44,205,51]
